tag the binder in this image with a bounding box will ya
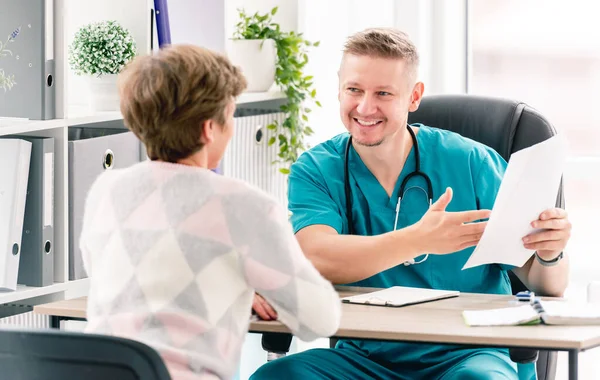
[0,139,32,291]
[5,136,54,287]
[154,0,172,47]
[0,0,55,120]
[68,125,141,280]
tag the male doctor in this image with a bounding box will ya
[251,27,571,380]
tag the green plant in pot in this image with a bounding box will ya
[232,7,321,174]
[69,20,136,112]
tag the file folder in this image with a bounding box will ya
[68,125,141,280]
[0,139,32,291]
[0,0,55,120]
[5,136,54,287]
[154,0,171,47]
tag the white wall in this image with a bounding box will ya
[225,0,298,42]
[167,0,226,52]
[298,0,397,146]
[297,0,468,147]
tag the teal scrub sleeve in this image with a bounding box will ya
[473,149,506,210]
[473,148,515,271]
[288,157,344,234]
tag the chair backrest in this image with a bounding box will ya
[408,94,560,380]
[407,94,564,215]
[0,328,172,380]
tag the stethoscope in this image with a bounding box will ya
[344,124,433,266]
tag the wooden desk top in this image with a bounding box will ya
[34,289,600,351]
[34,297,87,319]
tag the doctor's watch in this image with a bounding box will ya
[534,251,564,267]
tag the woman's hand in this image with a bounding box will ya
[252,293,278,321]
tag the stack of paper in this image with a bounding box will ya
[463,300,600,327]
[463,134,567,270]
[463,305,541,327]
[539,301,600,325]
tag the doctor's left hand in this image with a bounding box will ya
[522,208,571,260]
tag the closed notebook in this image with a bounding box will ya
[341,286,460,307]
[463,300,600,326]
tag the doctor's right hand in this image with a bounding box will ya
[414,187,491,254]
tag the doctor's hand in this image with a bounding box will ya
[523,208,571,260]
[252,293,278,321]
[415,187,491,254]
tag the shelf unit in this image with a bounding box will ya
[0,91,286,308]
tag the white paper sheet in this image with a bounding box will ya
[463,134,567,270]
[463,305,540,326]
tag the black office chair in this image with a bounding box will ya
[0,328,172,379]
[407,94,560,380]
[262,94,560,380]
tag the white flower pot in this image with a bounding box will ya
[87,74,120,112]
[227,39,277,92]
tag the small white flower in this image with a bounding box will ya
[68,20,137,76]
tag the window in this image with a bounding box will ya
[470,0,600,294]
[469,1,600,377]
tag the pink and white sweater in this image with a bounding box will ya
[79,161,341,380]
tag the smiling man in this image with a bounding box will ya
[251,28,571,380]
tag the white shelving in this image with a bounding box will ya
[0,92,286,135]
[0,0,291,312]
[0,283,69,306]
[0,112,122,136]
[0,90,286,309]
[237,91,286,105]
[0,279,89,306]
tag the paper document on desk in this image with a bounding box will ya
[463,134,567,270]
[341,286,459,307]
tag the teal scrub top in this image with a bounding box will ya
[288,124,521,375]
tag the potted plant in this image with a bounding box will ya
[231,7,321,174]
[228,16,277,92]
[68,20,137,112]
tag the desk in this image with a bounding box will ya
[34,289,600,380]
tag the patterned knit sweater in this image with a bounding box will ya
[80,161,341,380]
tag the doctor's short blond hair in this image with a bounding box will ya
[343,27,419,82]
[117,44,247,162]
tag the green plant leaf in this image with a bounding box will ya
[315,101,322,107]
[233,7,320,175]
[279,168,291,175]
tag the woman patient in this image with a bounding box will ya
[79,44,341,380]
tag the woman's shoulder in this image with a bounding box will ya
[212,174,282,210]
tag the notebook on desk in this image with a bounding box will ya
[463,300,600,326]
[341,286,460,307]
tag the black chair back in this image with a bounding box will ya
[409,94,561,380]
[0,328,171,380]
